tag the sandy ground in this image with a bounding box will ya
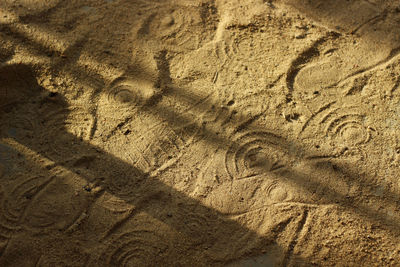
[1,0,400,266]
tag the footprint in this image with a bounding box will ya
[135,3,218,50]
[204,176,310,216]
[91,220,173,266]
[299,101,374,154]
[21,173,91,231]
[283,0,400,98]
[106,77,157,107]
[39,107,93,158]
[225,131,291,180]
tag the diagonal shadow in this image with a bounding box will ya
[0,1,400,265]
[0,64,311,266]
[0,58,399,266]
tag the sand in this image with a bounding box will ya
[1,0,400,266]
